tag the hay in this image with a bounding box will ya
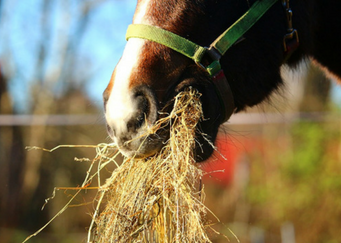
[89,88,214,242]
[24,88,218,243]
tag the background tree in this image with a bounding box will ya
[0,0,115,241]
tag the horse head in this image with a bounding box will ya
[103,0,304,161]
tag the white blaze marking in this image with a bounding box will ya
[133,0,151,24]
[105,0,152,137]
[106,39,145,135]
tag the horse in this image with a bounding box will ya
[103,0,341,162]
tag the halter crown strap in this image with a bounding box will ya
[212,0,278,55]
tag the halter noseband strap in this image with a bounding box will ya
[125,0,295,123]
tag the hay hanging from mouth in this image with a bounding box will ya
[23,88,218,243]
[89,88,214,242]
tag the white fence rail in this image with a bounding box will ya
[0,112,340,126]
[0,114,103,126]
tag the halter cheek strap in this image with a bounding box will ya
[125,0,297,122]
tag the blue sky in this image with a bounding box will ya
[79,0,137,105]
[0,0,136,112]
[332,82,341,105]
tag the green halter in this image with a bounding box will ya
[126,0,278,77]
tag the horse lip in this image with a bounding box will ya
[116,132,166,159]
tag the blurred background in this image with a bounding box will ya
[0,0,340,242]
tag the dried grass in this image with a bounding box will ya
[24,88,218,243]
[89,88,214,243]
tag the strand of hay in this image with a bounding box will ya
[89,88,215,242]
[23,88,218,243]
[22,144,120,243]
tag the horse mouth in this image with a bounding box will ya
[105,82,219,162]
[112,130,167,159]
[106,90,189,160]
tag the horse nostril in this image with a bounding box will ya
[104,84,159,144]
[126,86,158,132]
[126,94,148,131]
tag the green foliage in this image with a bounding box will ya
[244,120,341,242]
[284,122,326,179]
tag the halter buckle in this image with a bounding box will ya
[282,0,299,59]
[283,29,299,53]
[195,46,222,77]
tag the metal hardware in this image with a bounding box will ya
[207,46,222,61]
[195,46,222,76]
[283,29,299,52]
[282,0,299,53]
[281,0,289,9]
[195,46,221,66]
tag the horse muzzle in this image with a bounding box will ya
[104,85,164,158]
